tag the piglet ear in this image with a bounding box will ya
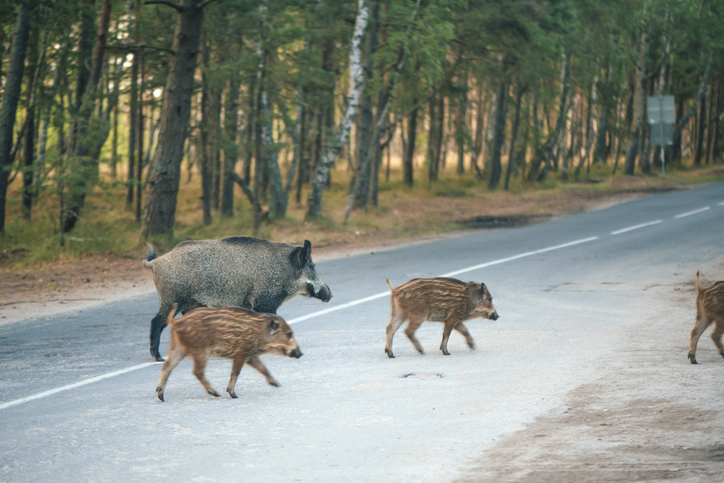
[267,318,280,335]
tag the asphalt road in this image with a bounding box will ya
[1,182,723,482]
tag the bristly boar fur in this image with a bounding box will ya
[143,236,332,361]
[688,271,724,364]
[156,304,303,401]
[385,277,499,357]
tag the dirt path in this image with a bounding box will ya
[457,256,724,482]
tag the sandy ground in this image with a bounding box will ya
[457,255,724,482]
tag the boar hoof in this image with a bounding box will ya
[151,350,165,362]
[416,347,425,355]
[227,390,238,399]
[687,352,698,364]
[156,387,165,402]
[268,380,281,387]
[385,348,395,359]
[441,349,451,356]
[208,390,221,397]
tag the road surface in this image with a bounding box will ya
[1,182,723,482]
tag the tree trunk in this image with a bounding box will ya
[488,78,507,189]
[0,0,33,233]
[136,52,145,222]
[61,0,112,234]
[211,85,222,209]
[471,82,486,180]
[306,0,369,220]
[200,40,212,225]
[21,27,39,220]
[403,105,417,187]
[456,68,468,176]
[427,92,444,183]
[594,60,612,165]
[624,23,650,176]
[670,54,713,164]
[694,88,707,165]
[536,51,571,182]
[221,73,240,217]
[351,0,379,211]
[504,82,525,190]
[142,0,209,239]
[127,47,138,207]
[575,63,599,180]
[347,0,419,219]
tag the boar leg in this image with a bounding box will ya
[247,356,280,387]
[385,312,406,358]
[404,317,425,355]
[226,357,246,398]
[440,315,462,356]
[454,322,476,350]
[156,348,187,402]
[192,356,220,397]
[150,312,168,362]
[688,314,712,364]
[711,320,724,359]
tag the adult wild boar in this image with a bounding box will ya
[143,236,332,361]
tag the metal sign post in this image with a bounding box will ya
[647,95,675,177]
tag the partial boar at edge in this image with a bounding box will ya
[688,271,724,364]
[143,236,332,362]
[385,277,499,358]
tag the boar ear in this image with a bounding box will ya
[291,244,309,269]
[303,240,312,261]
[267,318,280,335]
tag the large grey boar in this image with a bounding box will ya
[143,236,332,361]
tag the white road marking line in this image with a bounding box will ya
[611,220,663,235]
[675,206,710,218]
[0,236,599,411]
[0,362,156,411]
[440,237,599,278]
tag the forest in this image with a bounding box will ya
[0,0,722,254]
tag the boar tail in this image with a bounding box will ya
[386,278,395,294]
[166,304,179,327]
[142,243,158,269]
[696,271,701,294]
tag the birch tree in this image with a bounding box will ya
[305,0,368,220]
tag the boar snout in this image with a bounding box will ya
[308,282,333,303]
[490,312,499,321]
[290,348,303,359]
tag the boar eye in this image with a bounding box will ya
[286,332,293,339]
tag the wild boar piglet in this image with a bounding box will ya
[156,305,302,401]
[385,277,499,358]
[688,271,724,364]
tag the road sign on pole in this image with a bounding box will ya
[647,95,675,177]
